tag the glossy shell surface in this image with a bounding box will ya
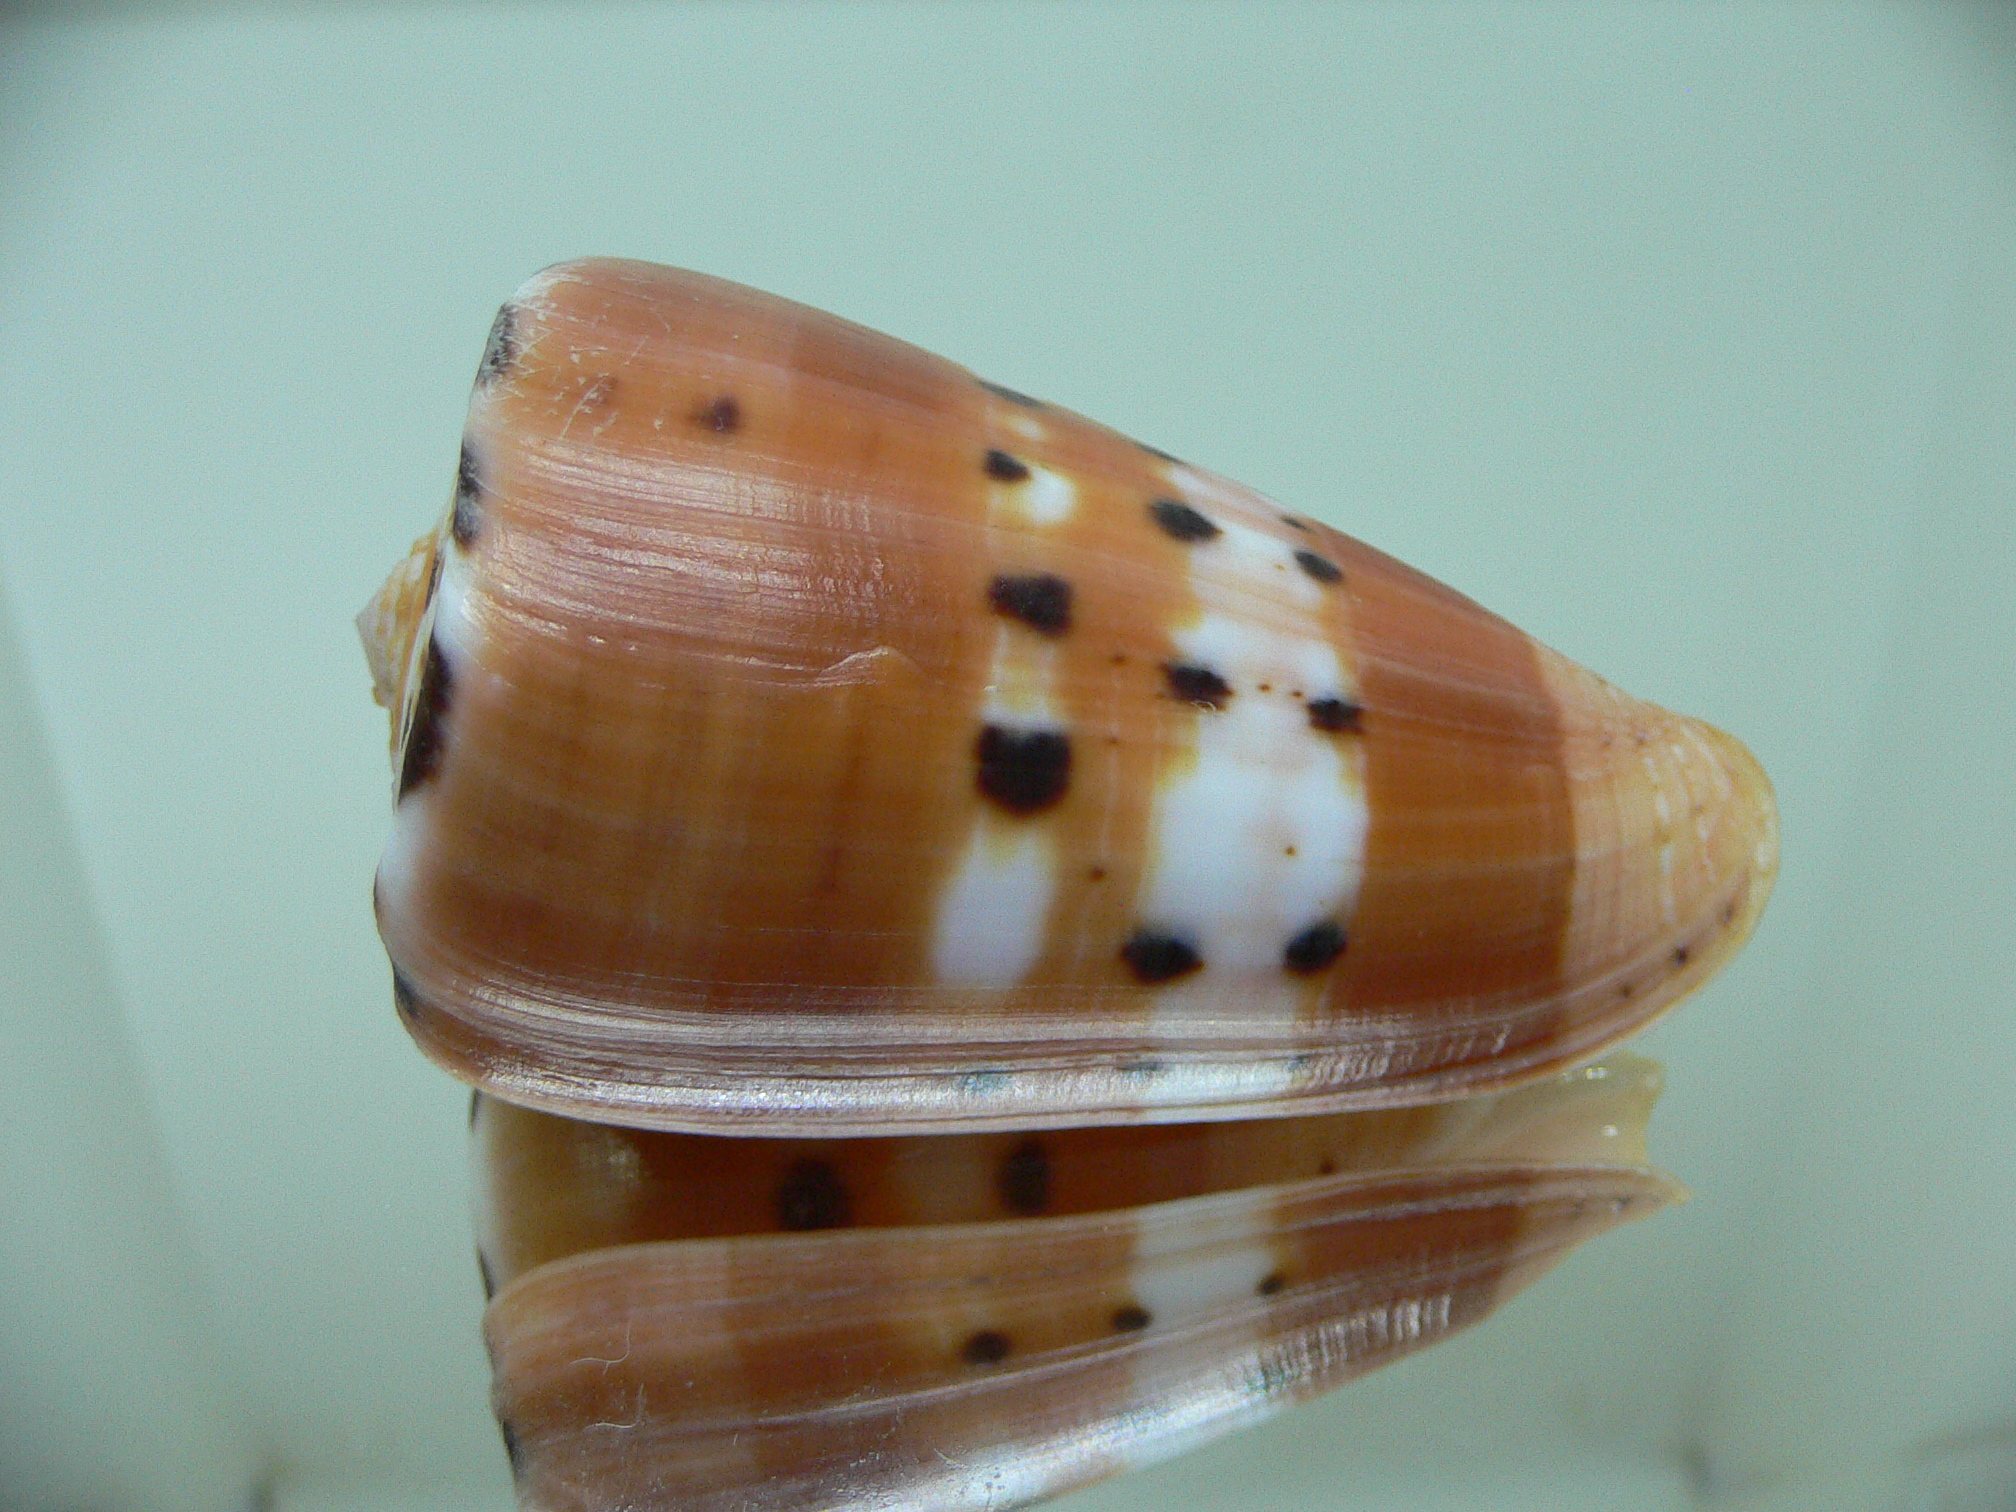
[366,258,1778,1137]
[474,1057,1676,1512]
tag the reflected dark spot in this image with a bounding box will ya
[988,572,1072,635]
[1136,440,1179,463]
[998,1138,1050,1215]
[391,970,421,1023]
[776,1159,850,1231]
[1122,929,1202,984]
[1112,1304,1152,1332]
[693,395,740,434]
[499,1418,523,1473]
[1672,945,1692,967]
[984,448,1031,482]
[976,725,1071,813]
[1307,698,1363,734]
[477,304,517,387]
[980,379,1043,408]
[469,1090,481,1129]
[477,1248,496,1300]
[397,634,454,799]
[1284,921,1347,975]
[1257,1271,1286,1297]
[962,1329,1012,1365]
[1294,549,1343,584]
[1282,515,1311,531]
[452,443,481,547]
[1149,498,1220,542]
[1164,663,1231,709]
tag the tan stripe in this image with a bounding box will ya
[1325,534,1575,1057]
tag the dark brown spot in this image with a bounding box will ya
[998,1138,1050,1215]
[397,634,453,799]
[1149,497,1220,542]
[1087,865,1107,881]
[1164,663,1231,709]
[962,1330,1012,1365]
[980,379,1043,408]
[1257,1271,1286,1297]
[1618,982,1635,999]
[452,443,481,547]
[693,395,740,434]
[477,304,517,388]
[1307,698,1363,734]
[1284,921,1347,975]
[1723,900,1739,926]
[1294,549,1343,584]
[988,572,1073,635]
[1122,929,1202,984]
[1111,653,1128,665]
[976,725,1071,813]
[776,1159,850,1231]
[984,448,1030,482]
[477,1248,496,1300]
[1282,515,1312,531]
[1672,945,1692,967]
[1318,1157,1337,1175]
[1112,1304,1153,1333]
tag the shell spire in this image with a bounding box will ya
[365,257,1776,1137]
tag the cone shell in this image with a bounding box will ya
[475,1057,1677,1512]
[366,257,1776,1134]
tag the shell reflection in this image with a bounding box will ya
[477,1059,1676,1512]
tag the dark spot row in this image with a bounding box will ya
[973,688,1359,817]
[971,440,1339,585]
[1163,661,1363,735]
[958,1298,1155,1369]
[1148,498,1344,585]
[1122,918,1346,983]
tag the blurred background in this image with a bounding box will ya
[2,3,2012,1510]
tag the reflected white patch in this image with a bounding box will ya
[933,826,1056,987]
[1132,1232,1277,1327]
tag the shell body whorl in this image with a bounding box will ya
[370,258,1775,1136]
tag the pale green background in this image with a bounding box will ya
[2,4,2013,1510]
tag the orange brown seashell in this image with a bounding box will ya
[361,259,1776,1512]
[363,258,1776,1136]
